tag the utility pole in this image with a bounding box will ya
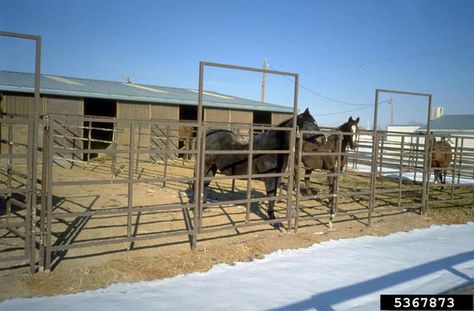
[389,98,394,125]
[260,58,268,104]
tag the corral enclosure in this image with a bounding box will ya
[1,62,474,278]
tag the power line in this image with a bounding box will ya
[268,63,368,106]
[314,99,392,117]
[314,105,372,117]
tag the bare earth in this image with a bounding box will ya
[0,160,473,301]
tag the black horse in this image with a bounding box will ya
[203,108,321,220]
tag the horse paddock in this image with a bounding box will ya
[0,59,473,300]
[0,156,472,300]
[1,120,474,300]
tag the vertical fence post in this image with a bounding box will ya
[163,125,170,188]
[87,121,92,165]
[245,126,254,224]
[294,130,304,232]
[456,137,463,185]
[39,115,50,271]
[369,90,380,226]
[127,122,135,244]
[286,73,299,232]
[398,136,405,207]
[450,137,459,199]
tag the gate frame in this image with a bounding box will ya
[0,31,42,274]
[195,62,299,240]
[370,89,432,224]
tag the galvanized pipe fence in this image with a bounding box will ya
[2,112,473,275]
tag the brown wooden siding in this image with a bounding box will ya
[204,108,230,123]
[272,112,292,125]
[230,110,252,124]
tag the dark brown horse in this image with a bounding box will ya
[431,137,453,184]
[203,108,321,220]
[297,116,359,217]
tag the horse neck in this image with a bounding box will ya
[341,136,351,151]
[322,135,340,152]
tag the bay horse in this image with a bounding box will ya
[178,125,196,160]
[297,116,359,217]
[431,137,453,184]
[203,108,321,220]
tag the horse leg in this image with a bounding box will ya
[202,164,217,205]
[434,169,441,184]
[304,169,315,196]
[327,169,337,228]
[265,177,279,221]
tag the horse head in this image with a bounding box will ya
[297,108,324,142]
[338,116,360,150]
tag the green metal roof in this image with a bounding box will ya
[0,70,293,113]
[418,114,474,131]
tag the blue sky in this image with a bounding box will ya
[1,0,473,127]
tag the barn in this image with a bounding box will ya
[386,111,474,149]
[0,70,293,160]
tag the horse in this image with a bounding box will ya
[296,116,359,217]
[202,108,321,220]
[431,137,453,184]
[178,125,197,160]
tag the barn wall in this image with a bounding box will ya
[1,94,83,162]
[151,104,179,120]
[230,110,252,124]
[272,112,292,125]
[116,101,151,160]
[46,97,84,162]
[204,107,230,123]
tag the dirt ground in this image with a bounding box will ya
[0,159,473,302]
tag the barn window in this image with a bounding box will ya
[253,111,271,125]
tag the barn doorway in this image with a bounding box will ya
[178,105,198,159]
[253,110,271,125]
[83,98,117,160]
[179,105,198,121]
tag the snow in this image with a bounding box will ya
[354,164,474,184]
[2,223,473,311]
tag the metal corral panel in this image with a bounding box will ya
[230,110,252,124]
[272,112,292,125]
[46,97,84,162]
[116,101,151,160]
[150,104,179,162]
[204,108,230,123]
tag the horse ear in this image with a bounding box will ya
[304,108,309,115]
[349,116,354,122]
[355,117,360,123]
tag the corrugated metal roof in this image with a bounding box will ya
[422,114,474,130]
[0,70,293,113]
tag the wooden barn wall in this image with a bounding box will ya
[46,97,84,163]
[115,102,181,162]
[1,94,38,157]
[116,101,151,160]
[150,104,179,162]
[272,112,292,125]
[230,110,252,124]
[204,107,230,123]
[1,93,83,163]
